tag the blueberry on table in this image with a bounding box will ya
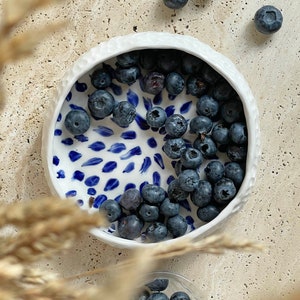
[99,199,122,222]
[146,278,169,291]
[112,101,136,127]
[190,180,212,208]
[165,72,185,96]
[186,75,208,97]
[225,162,245,187]
[189,115,213,135]
[170,291,191,300]
[204,160,225,183]
[229,122,247,145]
[180,147,203,169]
[147,292,169,300]
[165,114,188,138]
[90,68,112,89]
[141,184,166,205]
[163,137,186,159]
[145,222,168,242]
[178,169,200,192]
[64,110,90,135]
[254,5,283,34]
[88,89,115,119]
[119,188,142,211]
[117,214,143,240]
[116,50,140,67]
[163,0,188,9]
[166,214,188,238]
[213,178,237,204]
[160,198,180,217]
[138,203,160,222]
[146,106,167,128]
[141,72,165,95]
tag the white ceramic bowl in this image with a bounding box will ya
[42,32,260,248]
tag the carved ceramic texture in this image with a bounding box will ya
[42,32,260,248]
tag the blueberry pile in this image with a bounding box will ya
[64,48,248,243]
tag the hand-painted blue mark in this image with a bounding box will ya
[77,199,84,206]
[125,183,136,190]
[107,143,126,153]
[186,215,195,230]
[61,138,73,145]
[54,129,62,136]
[139,181,149,193]
[69,151,82,162]
[159,126,166,135]
[152,171,161,186]
[154,153,165,169]
[167,175,175,185]
[121,130,136,140]
[53,155,60,166]
[179,199,191,211]
[127,89,139,107]
[75,80,87,92]
[93,126,114,137]
[93,194,107,209]
[123,162,135,173]
[74,134,88,142]
[57,113,62,122]
[69,104,86,111]
[104,178,119,191]
[66,91,72,101]
[88,141,105,151]
[81,157,103,167]
[120,146,142,160]
[168,94,176,101]
[72,170,84,181]
[110,83,122,95]
[102,161,117,172]
[147,137,157,148]
[165,105,175,117]
[56,170,65,179]
[114,194,121,203]
[65,190,77,197]
[108,223,116,233]
[140,157,151,173]
[153,92,163,105]
[87,188,97,196]
[143,97,153,111]
[84,175,100,187]
[171,160,177,168]
[180,101,193,114]
[183,138,192,148]
[135,113,150,130]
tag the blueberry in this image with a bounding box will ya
[99,199,122,222]
[181,53,203,75]
[117,214,143,240]
[112,101,136,127]
[64,110,90,135]
[190,180,212,207]
[119,188,142,211]
[157,49,181,73]
[147,292,169,300]
[163,0,188,9]
[254,5,283,34]
[139,49,157,70]
[136,289,150,300]
[189,115,213,135]
[221,100,244,124]
[178,169,200,192]
[229,122,247,145]
[88,89,115,119]
[174,160,187,176]
[197,204,220,222]
[115,65,140,85]
[160,198,180,217]
[225,162,245,187]
[163,137,186,159]
[204,160,225,183]
[170,291,191,300]
[165,72,185,96]
[141,72,165,95]
[138,203,160,222]
[196,95,219,119]
[211,122,230,145]
[167,179,189,202]
[146,106,167,128]
[213,178,237,204]
[146,278,169,291]
[186,75,208,97]
[201,63,221,84]
[90,68,112,89]
[165,114,188,138]
[180,147,203,169]
[212,79,234,102]
[193,136,217,159]
[145,222,168,242]
[227,144,247,162]
[166,214,188,238]
[116,50,139,67]
[141,184,166,205]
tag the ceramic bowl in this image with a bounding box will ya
[42,32,260,248]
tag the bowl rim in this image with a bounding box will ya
[41,31,260,249]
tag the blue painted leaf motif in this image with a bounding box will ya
[186,215,195,230]
[93,194,107,208]
[81,157,103,167]
[152,171,161,186]
[66,91,72,101]
[108,224,116,233]
[84,175,100,187]
[120,146,142,160]
[102,161,117,172]
[56,170,65,179]
[165,105,175,117]
[110,83,122,95]
[180,101,193,114]
[61,138,73,145]
[69,151,82,162]
[139,157,151,173]
[125,183,136,190]
[69,104,86,111]
[143,97,153,110]
[87,188,97,196]
[147,137,157,148]
[65,190,77,197]
[57,113,62,122]
[72,170,85,181]
[120,131,136,140]
[104,178,119,191]
[75,80,87,92]
[153,92,162,105]
[153,153,165,169]
[107,143,126,153]
[114,195,122,202]
[167,175,175,185]
[53,156,60,166]
[74,134,89,142]
[179,199,191,212]
[54,129,62,136]
[88,141,105,151]
[135,113,150,130]
[93,126,114,137]
[123,162,135,173]
[127,89,139,107]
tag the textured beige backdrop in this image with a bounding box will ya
[0,0,299,299]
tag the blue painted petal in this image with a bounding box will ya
[69,151,82,162]
[104,178,119,191]
[88,141,105,151]
[107,143,126,153]
[61,138,73,145]
[153,153,165,169]
[147,137,157,148]
[120,146,142,160]
[123,162,135,173]
[135,113,150,130]
[121,131,136,140]
[186,215,195,230]
[72,170,85,181]
[180,101,193,114]
[74,134,89,142]
[143,97,153,110]
[152,171,161,186]
[139,157,151,173]
[65,190,77,197]
[165,105,175,117]
[69,104,86,111]
[57,113,62,122]
[53,156,60,166]
[56,170,65,179]
[114,195,122,202]
[75,80,87,92]
[93,194,107,208]
[54,129,62,136]
[125,183,136,190]
[167,175,175,185]
[179,199,191,212]
[66,91,72,101]
[153,92,163,105]
[93,126,114,137]
[127,89,139,107]
[110,83,122,95]
[81,157,103,167]
[102,161,117,172]
[84,175,100,187]
[87,188,97,195]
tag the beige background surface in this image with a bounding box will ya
[0,0,299,299]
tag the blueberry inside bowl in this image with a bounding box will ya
[42,32,260,248]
